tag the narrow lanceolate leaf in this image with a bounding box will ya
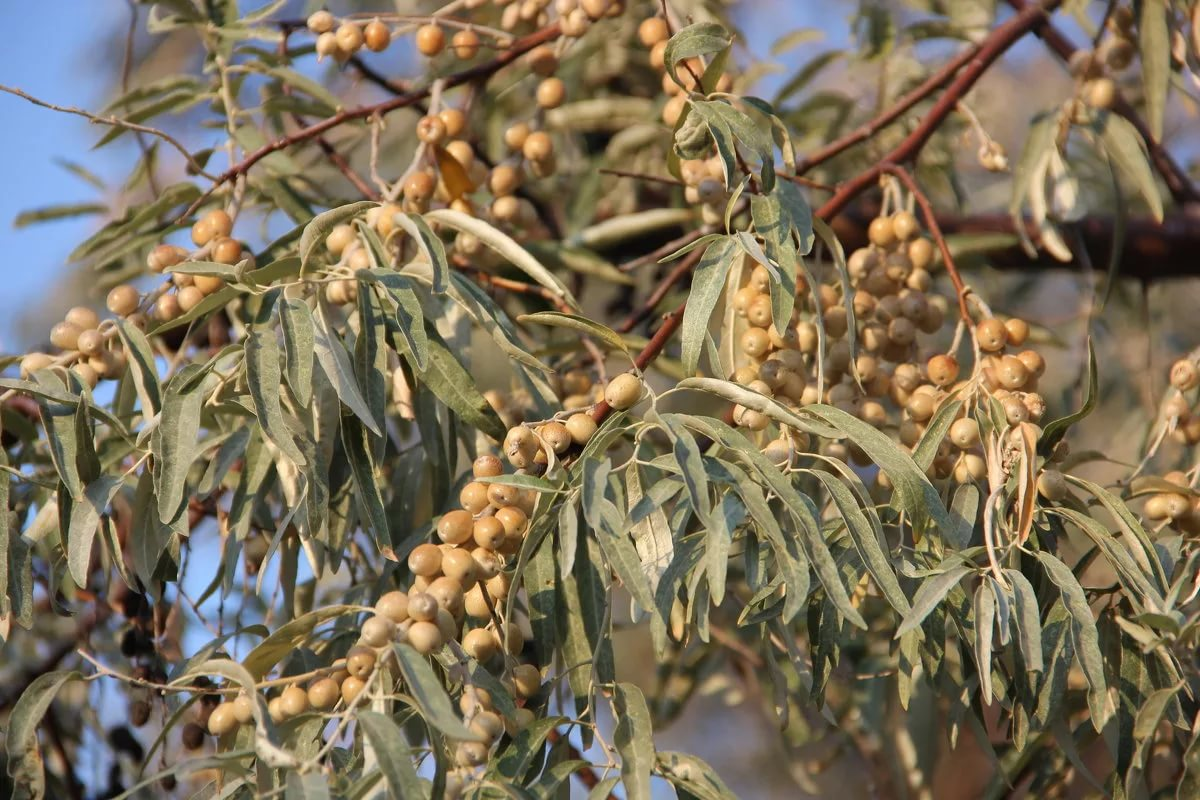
[1138,0,1169,143]
[519,312,630,357]
[298,201,377,275]
[1039,338,1096,456]
[340,416,392,559]
[802,404,953,535]
[811,470,908,614]
[154,366,205,523]
[681,236,738,377]
[1098,114,1164,222]
[1036,551,1108,730]
[896,564,973,638]
[67,475,123,588]
[31,372,84,500]
[375,273,429,371]
[245,327,306,467]
[424,208,578,309]
[115,318,162,416]
[391,643,481,742]
[7,670,83,800]
[1006,569,1044,673]
[279,298,314,407]
[356,711,426,800]
[391,212,449,293]
[750,192,797,330]
[613,682,656,800]
[313,301,381,436]
[974,579,996,704]
[397,325,506,441]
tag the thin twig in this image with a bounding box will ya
[0,83,217,181]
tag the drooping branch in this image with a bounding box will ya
[1005,0,1200,207]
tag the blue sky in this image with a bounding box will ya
[0,1,135,352]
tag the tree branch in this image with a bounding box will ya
[1005,0,1200,207]
[186,21,563,217]
[817,0,1064,222]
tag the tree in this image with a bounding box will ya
[1,0,1198,797]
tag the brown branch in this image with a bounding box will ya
[794,35,986,175]
[279,32,380,201]
[616,247,704,333]
[879,163,973,325]
[599,168,683,187]
[1005,0,1200,207]
[817,0,1063,223]
[185,21,563,218]
[591,303,686,425]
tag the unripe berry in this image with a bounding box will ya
[76,329,104,357]
[106,285,140,316]
[326,224,356,255]
[638,16,669,47]
[279,685,310,718]
[345,645,377,679]
[307,10,335,34]
[340,676,365,704]
[868,216,897,249]
[363,19,390,52]
[376,591,410,623]
[50,321,82,350]
[1170,359,1200,391]
[415,24,446,57]
[565,412,597,445]
[408,543,443,577]
[740,327,771,358]
[473,455,504,478]
[975,318,1008,352]
[949,417,980,449]
[996,355,1030,390]
[335,22,363,54]
[536,77,566,109]
[438,509,475,545]
[436,28,473,62]
[177,286,205,312]
[407,620,444,654]
[416,115,447,144]
[315,31,339,60]
[604,373,643,410]
[462,627,500,662]
[360,615,396,648]
[891,210,920,241]
[305,677,339,710]
[207,704,238,736]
